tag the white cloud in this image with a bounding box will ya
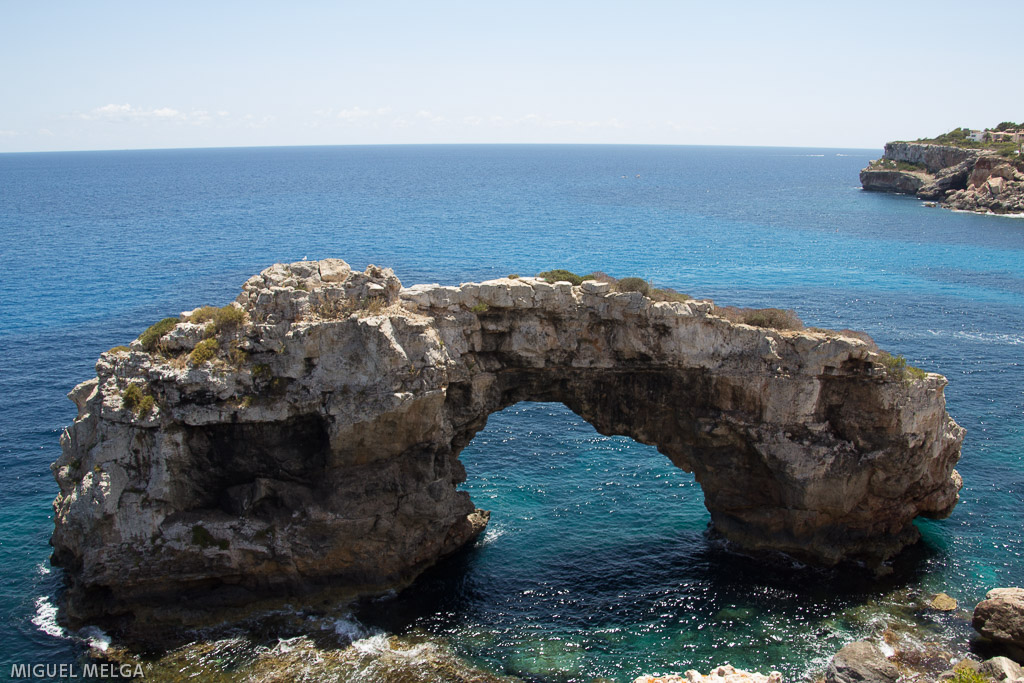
[515,113,625,129]
[75,103,222,126]
[337,106,371,121]
[37,128,53,136]
[0,129,18,137]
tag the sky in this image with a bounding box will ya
[2,0,1022,153]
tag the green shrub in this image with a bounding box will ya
[614,277,651,296]
[122,384,144,412]
[122,384,155,417]
[470,302,489,313]
[538,269,591,286]
[252,363,273,380]
[507,274,520,279]
[949,665,990,683]
[136,395,155,417]
[879,352,929,382]
[228,345,248,367]
[650,287,691,303]
[189,338,219,366]
[138,317,179,352]
[717,306,804,330]
[107,345,131,355]
[189,305,247,335]
[742,308,803,330]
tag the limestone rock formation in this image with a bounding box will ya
[860,142,1024,214]
[51,259,964,632]
[974,588,1024,660]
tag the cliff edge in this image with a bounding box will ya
[51,259,964,633]
[860,142,1024,214]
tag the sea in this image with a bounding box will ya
[0,144,1022,682]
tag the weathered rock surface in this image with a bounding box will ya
[825,641,898,683]
[974,588,1024,660]
[860,142,1024,215]
[979,656,1024,681]
[859,168,927,195]
[883,142,978,173]
[634,664,782,683]
[938,657,1024,682]
[51,259,964,632]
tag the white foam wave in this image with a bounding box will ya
[331,614,377,643]
[31,596,66,639]
[79,625,111,651]
[477,524,507,546]
[352,633,434,659]
[36,562,51,576]
[928,329,1024,346]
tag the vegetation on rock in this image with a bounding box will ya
[911,126,1022,159]
[614,277,651,296]
[879,352,929,383]
[537,269,593,286]
[716,306,804,331]
[189,338,220,366]
[121,383,155,417]
[138,317,179,352]
[189,305,248,335]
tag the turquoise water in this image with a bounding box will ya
[1,145,1022,681]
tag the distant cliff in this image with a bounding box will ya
[860,142,1024,214]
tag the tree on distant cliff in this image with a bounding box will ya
[994,121,1020,132]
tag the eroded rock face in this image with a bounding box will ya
[51,259,964,631]
[883,142,977,174]
[974,588,1024,658]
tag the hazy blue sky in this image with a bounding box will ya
[3,0,1022,152]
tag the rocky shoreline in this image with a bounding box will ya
[75,585,1024,682]
[860,142,1024,215]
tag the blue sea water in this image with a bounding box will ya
[1,144,1022,681]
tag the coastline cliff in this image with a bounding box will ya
[860,142,1024,214]
[51,259,964,636]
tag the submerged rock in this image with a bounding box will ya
[930,593,959,611]
[51,259,964,634]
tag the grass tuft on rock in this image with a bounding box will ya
[189,338,220,367]
[716,306,804,331]
[879,352,929,383]
[537,269,594,286]
[138,317,179,352]
[121,384,155,417]
[613,277,651,296]
[189,305,248,335]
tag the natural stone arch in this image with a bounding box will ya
[51,260,963,631]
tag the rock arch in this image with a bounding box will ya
[52,260,963,628]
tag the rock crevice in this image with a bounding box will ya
[51,259,964,629]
